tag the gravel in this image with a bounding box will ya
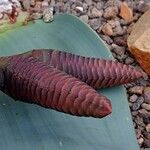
[18,0,150,149]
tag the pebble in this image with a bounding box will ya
[143,87,150,104]
[100,35,113,44]
[111,44,125,56]
[88,18,101,30]
[136,0,150,13]
[138,137,144,145]
[143,139,150,148]
[142,103,150,111]
[79,15,89,23]
[102,23,113,36]
[103,6,118,19]
[89,7,103,18]
[146,124,150,132]
[132,96,144,111]
[128,86,144,94]
[119,1,133,22]
[76,6,83,12]
[43,7,53,22]
[129,94,138,102]
[113,36,127,46]
[125,57,135,65]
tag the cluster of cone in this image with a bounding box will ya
[0,49,142,118]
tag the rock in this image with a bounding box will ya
[76,6,83,12]
[143,139,150,148]
[111,44,125,56]
[100,35,113,44]
[80,15,89,23]
[42,7,53,22]
[138,109,149,117]
[143,87,150,104]
[125,57,134,65]
[84,0,92,6]
[138,137,144,145]
[88,18,101,30]
[136,0,150,13]
[128,86,144,94]
[102,23,113,36]
[142,103,150,111]
[107,19,120,28]
[113,36,127,46]
[113,25,126,36]
[129,94,138,102]
[135,128,142,138]
[132,96,144,111]
[89,7,103,18]
[119,2,133,22]
[103,6,118,19]
[134,116,145,127]
[146,124,150,132]
[127,10,150,75]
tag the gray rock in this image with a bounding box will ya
[143,139,150,148]
[129,94,138,102]
[132,97,144,111]
[103,6,118,19]
[113,36,127,46]
[88,18,101,30]
[100,35,113,44]
[111,44,125,56]
[89,7,103,18]
[125,57,135,65]
[80,15,89,23]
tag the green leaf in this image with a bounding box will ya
[0,14,139,150]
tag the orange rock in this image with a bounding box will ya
[127,9,150,75]
[102,23,113,36]
[119,2,133,22]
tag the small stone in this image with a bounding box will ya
[22,0,31,11]
[142,103,150,111]
[111,44,125,56]
[79,15,88,23]
[135,129,141,139]
[129,94,138,102]
[119,2,133,22]
[138,109,149,117]
[90,7,103,18]
[134,116,145,127]
[143,139,150,148]
[88,18,101,30]
[100,35,113,44]
[138,137,144,145]
[125,57,135,65]
[102,23,113,36]
[146,124,150,132]
[31,12,42,20]
[103,6,118,19]
[43,7,53,22]
[132,96,144,110]
[113,25,126,36]
[128,86,144,94]
[107,19,120,28]
[84,0,92,6]
[136,0,150,13]
[143,87,150,104]
[113,36,127,46]
[76,6,83,12]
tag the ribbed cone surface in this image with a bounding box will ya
[26,49,142,89]
[0,56,112,118]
